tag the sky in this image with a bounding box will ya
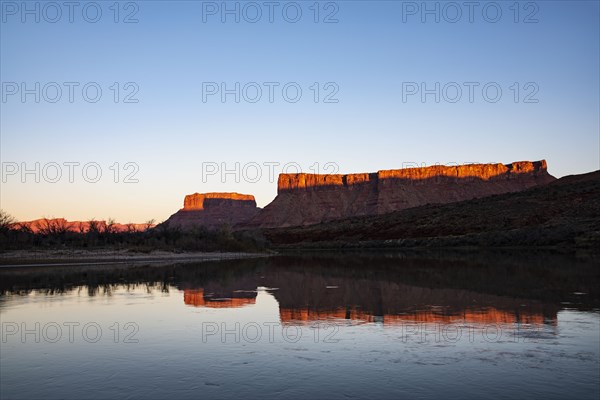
[1,0,599,223]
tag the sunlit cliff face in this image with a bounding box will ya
[183,193,257,210]
[277,160,552,192]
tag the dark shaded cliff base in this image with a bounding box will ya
[257,171,600,249]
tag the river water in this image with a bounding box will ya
[1,251,599,399]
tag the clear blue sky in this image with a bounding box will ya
[1,0,599,222]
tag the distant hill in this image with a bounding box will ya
[10,218,153,233]
[259,170,600,249]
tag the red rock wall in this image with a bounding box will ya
[250,160,556,228]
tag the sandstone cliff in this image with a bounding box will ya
[263,169,600,249]
[165,192,260,229]
[250,160,555,228]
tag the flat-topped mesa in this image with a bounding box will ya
[183,192,256,210]
[251,160,555,228]
[166,192,260,229]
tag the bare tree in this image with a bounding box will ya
[88,219,101,235]
[144,219,156,231]
[36,218,69,235]
[96,221,108,235]
[104,218,116,234]
[126,223,137,233]
[53,218,69,235]
[16,222,33,234]
[0,210,16,231]
[35,218,52,235]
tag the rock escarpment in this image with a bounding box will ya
[165,192,260,229]
[249,160,556,228]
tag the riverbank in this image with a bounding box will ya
[0,249,272,267]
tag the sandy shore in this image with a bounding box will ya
[0,249,272,267]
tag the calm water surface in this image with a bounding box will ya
[1,251,599,399]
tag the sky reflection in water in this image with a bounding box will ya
[1,251,599,399]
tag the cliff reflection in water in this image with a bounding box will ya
[181,255,561,326]
[3,251,596,329]
[184,289,257,308]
